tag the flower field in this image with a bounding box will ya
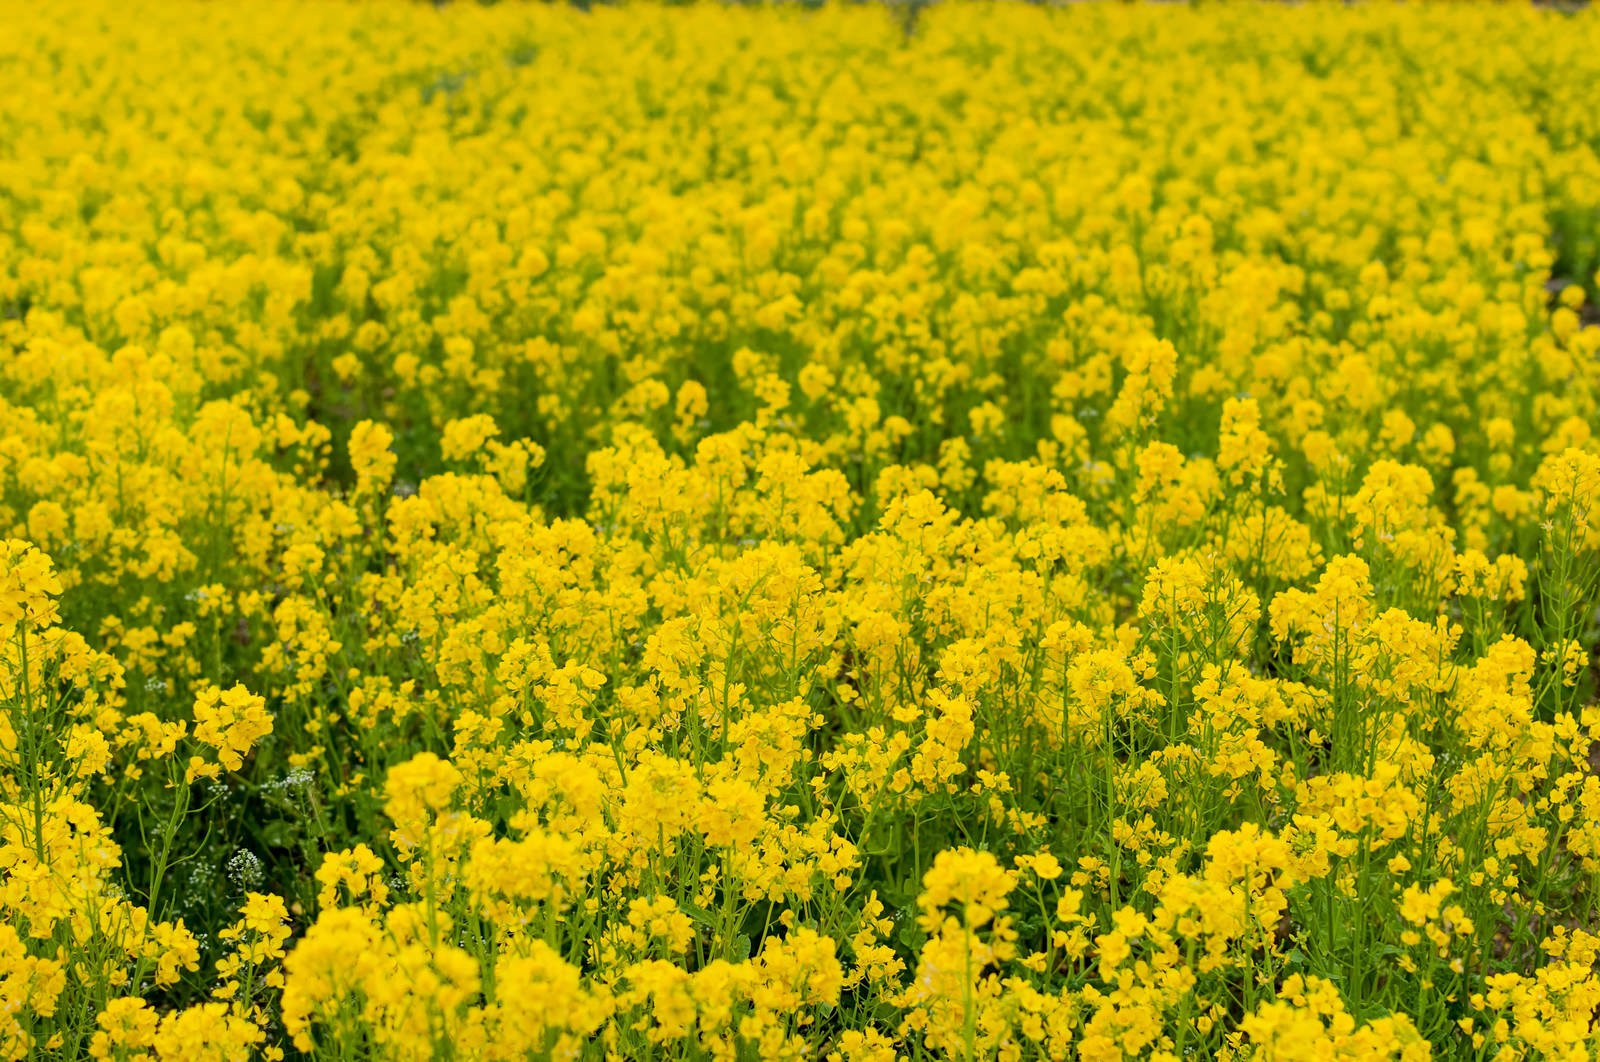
[5,1,1600,1058]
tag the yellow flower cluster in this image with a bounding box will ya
[2,0,1600,1058]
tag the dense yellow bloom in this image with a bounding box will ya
[348,420,398,495]
[0,540,61,630]
[2,0,1600,1058]
[189,683,273,776]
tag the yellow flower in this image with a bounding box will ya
[190,684,273,776]
[347,420,397,493]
